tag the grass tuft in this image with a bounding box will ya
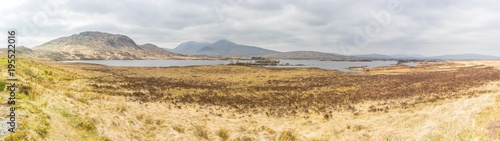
[172,125,185,133]
[77,119,98,133]
[0,80,5,91]
[238,135,255,141]
[217,128,230,140]
[278,130,298,141]
[194,125,210,140]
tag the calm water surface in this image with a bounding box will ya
[63,60,415,72]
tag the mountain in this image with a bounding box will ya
[171,41,211,55]
[391,54,425,59]
[428,54,500,60]
[139,43,182,56]
[162,48,175,52]
[0,46,35,57]
[266,51,355,60]
[30,32,499,61]
[15,46,35,54]
[195,39,280,57]
[352,54,394,59]
[350,53,500,60]
[0,46,68,60]
[32,31,181,60]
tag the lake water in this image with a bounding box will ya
[63,60,415,72]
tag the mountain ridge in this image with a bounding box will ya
[266,51,354,60]
[13,31,500,61]
[428,54,500,60]
[171,41,211,55]
[32,31,183,60]
[173,39,280,57]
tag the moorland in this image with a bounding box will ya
[1,58,500,140]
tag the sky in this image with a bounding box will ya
[1,0,499,56]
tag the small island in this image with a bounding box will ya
[228,57,304,66]
[347,65,368,71]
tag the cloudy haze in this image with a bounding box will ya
[1,0,499,56]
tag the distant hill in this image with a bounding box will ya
[350,53,500,60]
[352,54,394,59]
[266,51,355,60]
[172,41,211,55]
[162,48,175,52]
[428,54,500,60]
[391,54,426,59]
[0,46,67,60]
[16,46,35,54]
[32,31,181,60]
[19,32,500,61]
[139,43,183,57]
[0,46,35,58]
[195,39,280,57]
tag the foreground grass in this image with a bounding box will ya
[0,58,109,140]
[0,58,499,140]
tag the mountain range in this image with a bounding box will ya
[31,31,187,60]
[171,39,280,57]
[169,40,359,60]
[428,54,500,60]
[266,51,355,60]
[169,40,500,60]
[171,41,211,55]
[7,31,500,61]
[350,53,500,60]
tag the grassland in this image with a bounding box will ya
[1,58,500,140]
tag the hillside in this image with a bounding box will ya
[172,39,280,57]
[266,51,355,60]
[171,41,211,55]
[429,54,500,60]
[32,31,182,60]
[0,46,34,57]
[0,46,59,61]
[195,39,280,57]
[352,54,394,60]
[139,43,184,57]
[391,54,426,59]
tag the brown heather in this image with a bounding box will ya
[87,63,500,117]
[1,58,500,140]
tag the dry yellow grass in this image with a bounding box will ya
[0,58,499,140]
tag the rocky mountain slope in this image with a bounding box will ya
[32,31,182,60]
[139,43,185,57]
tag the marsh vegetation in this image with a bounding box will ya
[86,63,500,117]
[2,58,500,140]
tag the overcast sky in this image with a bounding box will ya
[1,0,499,56]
